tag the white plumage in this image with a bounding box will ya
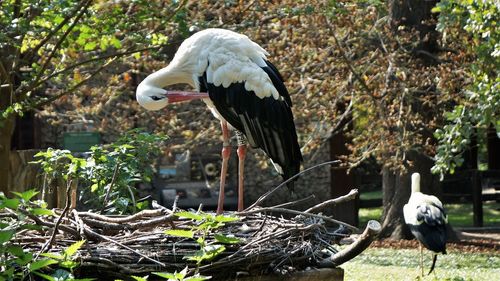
[403,172,448,276]
[136,28,302,213]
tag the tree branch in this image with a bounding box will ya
[245,160,342,210]
[327,20,373,95]
[36,178,74,258]
[304,189,358,214]
[25,55,119,110]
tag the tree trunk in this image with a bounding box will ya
[0,58,15,195]
[390,0,440,58]
[1,41,19,195]
[0,117,15,194]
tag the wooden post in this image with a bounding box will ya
[329,129,357,226]
[487,125,500,169]
[471,170,483,227]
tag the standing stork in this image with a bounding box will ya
[136,28,303,214]
[403,172,448,276]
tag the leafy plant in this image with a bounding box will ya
[158,211,240,279]
[35,240,92,281]
[33,129,167,214]
[0,190,90,280]
[154,267,211,281]
[81,129,167,213]
[166,211,240,266]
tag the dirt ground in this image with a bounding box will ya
[371,229,500,254]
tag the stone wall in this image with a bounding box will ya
[243,141,332,210]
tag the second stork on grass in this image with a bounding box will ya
[403,172,448,276]
[136,28,303,214]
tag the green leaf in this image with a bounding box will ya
[184,275,212,281]
[131,276,148,281]
[175,211,203,221]
[214,215,239,223]
[0,229,15,244]
[7,245,25,257]
[431,6,441,13]
[165,229,194,239]
[41,252,64,260]
[30,208,54,216]
[186,245,226,263]
[0,198,20,209]
[12,189,39,201]
[60,260,78,269]
[29,258,58,271]
[110,37,121,49]
[64,240,86,257]
[84,41,97,51]
[152,272,176,279]
[15,251,33,265]
[214,234,241,244]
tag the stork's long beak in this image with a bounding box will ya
[166,91,209,103]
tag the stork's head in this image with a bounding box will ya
[136,81,169,111]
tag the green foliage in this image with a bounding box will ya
[167,212,240,266]
[33,129,167,214]
[0,0,187,120]
[81,129,167,213]
[0,190,90,280]
[161,211,240,279]
[432,0,499,177]
[33,149,87,181]
[154,267,211,281]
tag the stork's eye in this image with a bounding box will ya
[150,96,165,101]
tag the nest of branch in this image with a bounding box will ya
[11,189,380,280]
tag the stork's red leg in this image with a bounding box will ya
[237,144,247,211]
[217,121,231,214]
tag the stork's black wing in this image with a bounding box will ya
[409,203,447,254]
[198,60,302,189]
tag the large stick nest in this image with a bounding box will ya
[11,189,380,280]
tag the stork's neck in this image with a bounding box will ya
[143,63,191,88]
[411,173,421,193]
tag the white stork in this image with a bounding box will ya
[403,172,448,276]
[136,28,303,214]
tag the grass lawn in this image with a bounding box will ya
[342,247,500,281]
[352,194,500,280]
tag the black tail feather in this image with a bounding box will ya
[428,254,438,275]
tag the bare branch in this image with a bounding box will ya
[304,189,358,214]
[238,207,358,231]
[245,160,342,210]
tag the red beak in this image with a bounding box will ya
[166,91,209,103]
